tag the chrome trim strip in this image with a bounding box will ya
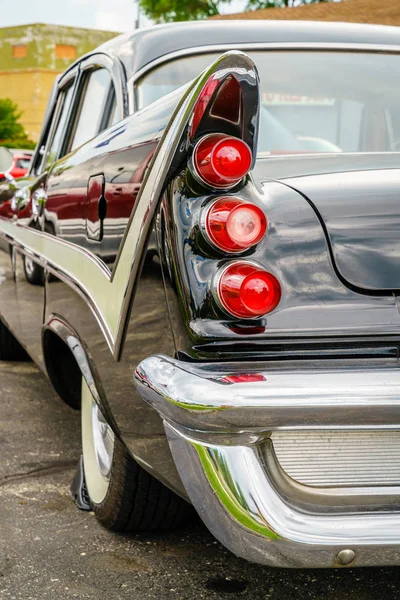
[43,315,119,434]
[212,259,269,318]
[45,316,103,406]
[199,196,251,255]
[0,220,114,348]
[190,134,246,191]
[0,52,258,360]
[134,353,400,567]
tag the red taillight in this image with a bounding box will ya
[192,134,252,189]
[189,77,220,139]
[204,197,266,253]
[216,262,281,319]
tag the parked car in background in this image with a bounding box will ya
[2,20,400,569]
[0,149,34,181]
[9,150,33,178]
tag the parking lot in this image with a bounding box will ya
[1,360,400,600]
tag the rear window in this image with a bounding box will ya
[136,50,400,155]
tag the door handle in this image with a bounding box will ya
[86,174,106,241]
[32,188,47,216]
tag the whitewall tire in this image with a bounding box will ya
[80,377,192,532]
[81,377,114,505]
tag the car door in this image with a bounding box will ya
[44,54,160,277]
[44,55,124,261]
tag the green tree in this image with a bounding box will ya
[0,98,35,150]
[139,0,232,22]
[246,0,334,8]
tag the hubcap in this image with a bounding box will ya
[24,256,35,276]
[92,402,114,479]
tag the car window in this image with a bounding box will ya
[108,93,120,127]
[15,158,32,170]
[70,68,114,151]
[137,51,400,155]
[136,54,218,110]
[42,83,75,171]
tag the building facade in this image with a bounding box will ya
[0,23,117,142]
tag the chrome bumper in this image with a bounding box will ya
[134,355,400,568]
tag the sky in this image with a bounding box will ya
[2,0,248,32]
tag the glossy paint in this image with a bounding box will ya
[98,20,400,81]
[1,22,400,567]
[0,50,262,497]
[158,171,400,361]
[280,168,400,292]
[44,125,158,269]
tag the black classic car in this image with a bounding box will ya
[2,20,400,569]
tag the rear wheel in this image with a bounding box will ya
[81,378,191,532]
[23,255,44,286]
[0,319,29,361]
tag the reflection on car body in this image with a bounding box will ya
[2,20,400,569]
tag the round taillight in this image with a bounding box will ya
[204,197,267,253]
[192,134,252,189]
[215,262,281,319]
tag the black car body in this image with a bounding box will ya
[1,20,400,568]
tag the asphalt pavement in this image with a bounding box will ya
[2,360,400,599]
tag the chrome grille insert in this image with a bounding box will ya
[271,431,400,488]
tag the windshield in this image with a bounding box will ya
[136,51,400,155]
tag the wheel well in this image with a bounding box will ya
[42,329,81,410]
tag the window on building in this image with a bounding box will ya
[13,45,27,59]
[55,45,77,60]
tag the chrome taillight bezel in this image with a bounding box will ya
[190,133,252,191]
[200,197,267,255]
[212,260,281,319]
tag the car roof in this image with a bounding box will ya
[96,20,400,78]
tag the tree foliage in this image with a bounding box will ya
[139,0,232,22]
[139,0,337,20]
[0,98,35,149]
[245,0,334,9]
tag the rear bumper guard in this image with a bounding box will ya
[134,355,400,568]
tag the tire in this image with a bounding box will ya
[0,319,29,361]
[23,254,44,286]
[81,378,191,532]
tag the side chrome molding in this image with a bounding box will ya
[43,315,117,431]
